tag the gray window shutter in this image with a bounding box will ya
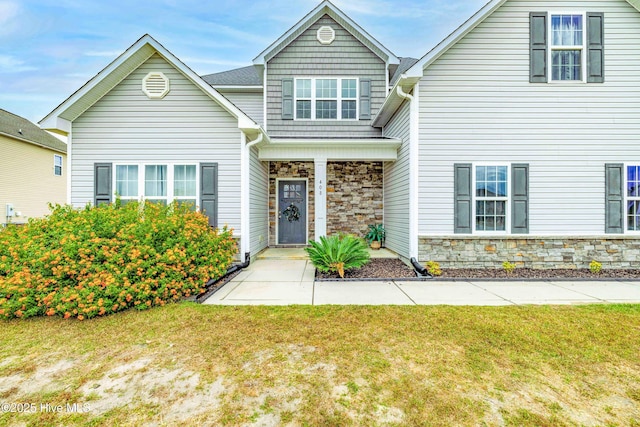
[605,163,624,234]
[454,163,472,234]
[530,12,548,83]
[511,164,529,234]
[200,163,218,228]
[94,163,112,206]
[359,79,371,120]
[282,78,294,120]
[587,12,605,83]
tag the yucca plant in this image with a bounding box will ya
[305,234,370,278]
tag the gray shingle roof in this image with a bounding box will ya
[0,109,67,153]
[390,57,419,85]
[201,65,263,87]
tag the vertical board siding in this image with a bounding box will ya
[267,15,386,138]
[382,100,411,258]
[249,147,269,255]
[72,53,243,233]
[219,90,264,126]
[0,136,66,224]
[418,0,640,236]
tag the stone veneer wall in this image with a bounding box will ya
[269,162,315,245]
[326,161,383,237]
[419,236,640,269]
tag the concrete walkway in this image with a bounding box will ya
[203,258,640,306]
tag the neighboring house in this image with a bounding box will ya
[41,0,640,268]
[1,109,67,226]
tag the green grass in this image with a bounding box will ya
[1,304,639,426]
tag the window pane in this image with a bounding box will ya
[628,201,640,231]
[342,79,357,98]
[296,100,311,119]
[296,79,311,98]
[174,165,196,197]
[628,166,640,197]
[316,100,337,119]
[342,100,356,119]
[552,50,582,81]
[145,165,167,197]
[316,79,337,98]
[552,14,583,46]
[116,165,138,197]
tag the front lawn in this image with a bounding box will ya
[1,304,639,426]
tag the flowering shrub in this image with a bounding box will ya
[0,202,236,320]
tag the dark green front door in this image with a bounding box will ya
[278,180,307,244]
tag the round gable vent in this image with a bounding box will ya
[142,72,170,99]
[317,26,335,45]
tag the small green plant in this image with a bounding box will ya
[305,234,370,278]
[424,261,442,276]
[502,261,516,275]
[589,260,603,274]
[364,224,385,244]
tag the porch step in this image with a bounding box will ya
[256,248,309,260]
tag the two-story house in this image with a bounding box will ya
[41,0,640,268]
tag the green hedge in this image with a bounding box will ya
[0,202,236,320]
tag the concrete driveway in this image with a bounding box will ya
[202,259,640,306]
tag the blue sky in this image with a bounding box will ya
[0,0,488,124]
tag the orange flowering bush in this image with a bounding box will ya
[0,201,236,320]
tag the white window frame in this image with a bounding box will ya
[624,163,640,233]
[53,154,63,176]
[294,77,358,121]
[113,163,199,206]
[472,163,511,234]
[548,11,587,83]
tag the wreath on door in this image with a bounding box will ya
[282,203,301,222]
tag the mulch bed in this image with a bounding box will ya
[315,259,640,280]
[315,258,417,280]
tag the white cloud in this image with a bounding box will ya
[84,50,126,57]
[0,54,37,73]
[0,1,19,24]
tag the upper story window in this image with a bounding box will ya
[294,78,358,120]
[550,14,584,81]
[529,12,604,84]
[53,154,63,176]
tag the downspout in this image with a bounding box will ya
[395,79,420,266]
[396,83,413,102]
[247,132,263,148]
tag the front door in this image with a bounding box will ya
[278,180,307,244]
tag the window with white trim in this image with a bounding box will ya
[54,154,63,176]
[294,78,358,120]
[550,13,585,81]
[114,164,197,208]
[627,165,640,231]
[475,165,509,232]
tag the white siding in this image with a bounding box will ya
[220,90,264,127]
[382,100,411,258]
[418,0,640,236]
[249,147,269,255]
[72,53,243,233]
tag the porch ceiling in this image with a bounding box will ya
[256,137,402,161]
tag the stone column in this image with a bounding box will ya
[314,158,327,240]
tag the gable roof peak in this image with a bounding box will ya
[253,0,398,65]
